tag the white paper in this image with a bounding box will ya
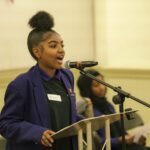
[128,123,150,143]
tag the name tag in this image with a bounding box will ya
[47,94,62,102]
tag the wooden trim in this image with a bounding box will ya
[0,67,150,88]
[0,68,29,88]
[94,67,150,79]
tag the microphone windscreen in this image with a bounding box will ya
[64,60,71,69]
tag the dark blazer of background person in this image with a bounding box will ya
[77,69,149,150]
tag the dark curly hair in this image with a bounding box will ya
[27,11,55,60]
[77,69,103,98]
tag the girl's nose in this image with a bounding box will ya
[58,45,65,53]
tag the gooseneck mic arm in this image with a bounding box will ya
[75,67,150,150]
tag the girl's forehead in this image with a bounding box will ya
[95,75,103,81]
[42,31,62,42]
[92,76,103,84]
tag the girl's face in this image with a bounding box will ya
[34,31,65,71]
[91,75,106,98]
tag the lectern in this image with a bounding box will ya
[51,112,132,150]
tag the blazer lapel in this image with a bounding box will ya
[30,66,51,128]
[61,73,77,123]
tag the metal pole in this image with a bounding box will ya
[105,119,111,150]
[78,128,83,150]
[86,121,92,150]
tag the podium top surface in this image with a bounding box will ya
[52,111,136,140]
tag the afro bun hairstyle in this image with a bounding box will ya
[28,11,54,31]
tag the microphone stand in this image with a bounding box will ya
[77,67,150,150]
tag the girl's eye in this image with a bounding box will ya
[93,82,101,87]
[50,44,56,48]
[49,42,64,48]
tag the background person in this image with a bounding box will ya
[77,69,149,150]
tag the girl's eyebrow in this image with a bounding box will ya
[48,40,64,44]
[48,40,57,44]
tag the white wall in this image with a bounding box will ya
[0,0,150,146]
[95,0,150,69]
[0,0,94,70]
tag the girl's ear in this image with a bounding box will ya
[32,47,41,59]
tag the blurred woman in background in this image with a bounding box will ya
[77,69,149,150]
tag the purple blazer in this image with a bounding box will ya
[0,65,81,150]
[93,103,120,149]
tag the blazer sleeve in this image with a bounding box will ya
[97,128,119,148]
[0,82,47,144]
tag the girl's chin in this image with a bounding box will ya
[55,64,63,69]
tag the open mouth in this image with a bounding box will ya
[56,55,64,63]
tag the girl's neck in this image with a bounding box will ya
[38,63,56,78]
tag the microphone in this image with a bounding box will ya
[65,60,98,69]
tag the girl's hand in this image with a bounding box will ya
[41,130,55,147]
